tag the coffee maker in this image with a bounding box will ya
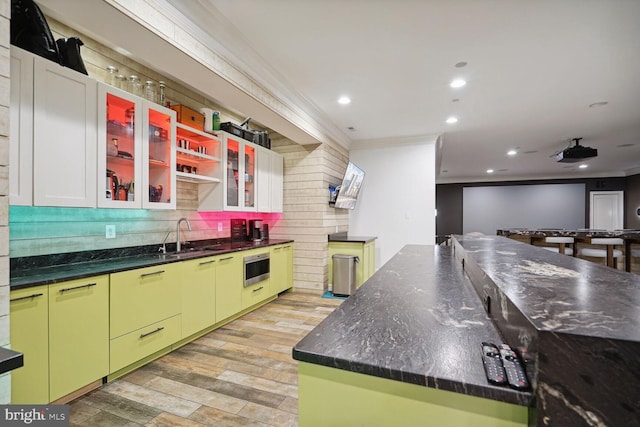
[248,219,263,242]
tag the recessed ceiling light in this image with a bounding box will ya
[588,101,608,108]
[523,150,538,154]
[455,61,468,68]
[452,98,460,102]
[498,169,509,172]
[579,164,588,169]
[450,79,466,88]
[486,169,494,174]
[338,96,351,105]
[617,143,635,147]
[446,117,458,124]
[507,150,517,156]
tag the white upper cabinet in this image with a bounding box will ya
[9,47,34,206]
[199,131,256,212]
[32,55,98,207]
[97,83,176,209]
[10,47,98,207]
[256,145,283,213]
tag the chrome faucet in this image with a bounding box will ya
[176,218,192,252]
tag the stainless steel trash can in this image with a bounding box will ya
[332,254,359,296]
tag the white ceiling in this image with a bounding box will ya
[37,0,640,183]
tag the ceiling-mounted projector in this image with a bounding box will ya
[556,138,598,163]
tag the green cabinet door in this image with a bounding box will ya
[110,263,180,339]
[271,244,293,295]
[181,256,216,338]
[215,253,242,322]
[48,275,109,401]
[10,286,49,404]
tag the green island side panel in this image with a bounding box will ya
[298,362,528,427]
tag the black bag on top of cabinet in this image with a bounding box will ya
[56,37,88,75]
[10,0,61,64]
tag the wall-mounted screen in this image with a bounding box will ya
[334,161,365,210]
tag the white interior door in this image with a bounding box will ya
[590,191,624,230]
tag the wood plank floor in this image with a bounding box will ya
[68,291,343,427]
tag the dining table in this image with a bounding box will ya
[496,228,640,272]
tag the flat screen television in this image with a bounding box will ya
[333,161,365,209]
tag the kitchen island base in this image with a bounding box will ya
[298,362,529,427]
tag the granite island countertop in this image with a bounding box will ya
[453,234,640,341]
[10,239,293,290]
[451,234,640,426]
[293,244,534,407]
[328,232,377,243]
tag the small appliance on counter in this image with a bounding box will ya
[248,219,263,242]
[230,219,247,242]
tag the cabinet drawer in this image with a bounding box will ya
[110,265,180,339]
[110,315,181,373]
[241,278,271,310]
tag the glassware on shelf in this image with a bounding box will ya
[144,80,157,103]
[128,75,142,96]
[158,81,166,106]
[115,74,126,90]
[105,66,118,86]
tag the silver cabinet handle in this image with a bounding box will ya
[219,256,233,261]
[199,259,216,265]
[140,270,165,278]
[140,327,164,339]
[10,293,44,302]
[59,282,96,293]
[252,286,264,292]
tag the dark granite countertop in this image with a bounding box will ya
[328,232,377,243]
[293,244,534,407]
[10,239,293,290]
[0,347,23,375]
[454,234,640,341]
[452,235,640,426]
[497,228,640,240]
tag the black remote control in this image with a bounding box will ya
[499,344,530,390]
[481,342,507,385]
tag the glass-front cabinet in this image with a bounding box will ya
[98,83,176,209]
[143,105,175,208]
[224,135,256,211]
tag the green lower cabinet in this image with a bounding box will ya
[298,362,528,427]
[49,276,109,401]
[215,253,243,322]
[270,244,293,294]
[328,240,376,288]
[181,256,217,338]
[10,286,49,404]
[110,315,181,373]
[110,264,180,339]
[241,278,271,309]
